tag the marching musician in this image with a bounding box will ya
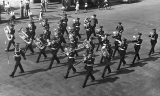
[101,44,112,78]
[90,14,98,37]
[5,24,15,51]
[131,32,143,64]
[82,52,95,88]
[117,38,128,70]
[48,38,60,69]
[148,29,158,56]
[10,43,26,78]
[116,22,124,34]
[43,26,51,40]
[86,37,95,55]
[24,27,34,54]
[72,17,81,39]
[43,18,50,29]
[29,21,36,40]
[64,44,77,79]
[36,34,47,63]
[96,25,104,51]
[85,21,92,40]
[112,31,121,58]
[61,13,69,35]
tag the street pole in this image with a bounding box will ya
[0,4,1,21]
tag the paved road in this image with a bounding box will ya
[0,0,160,96]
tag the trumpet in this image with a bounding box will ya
[113,31,118,36]
[101,46,110,57]
[83,39,91,49]
[18,28,31,44]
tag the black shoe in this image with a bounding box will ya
[73,71,76,74]
[48,67,51,70]
[44,56,47,59]
[64,76,68,79]
[131,62,134,64]
[5,49,9,52]
[91,79,95,82]
[36,61,39,63]
[100,61,102,63]
[82,85,85,88]
[137,59,140,61]
[108,71,111,74]
[19,71,24,74]
[96,50,98,52]
[101,76,105,78]
[116,68,120,70]
[9,75,14,78]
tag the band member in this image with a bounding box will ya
[131,32,143,64]
[148,29,158,56]
[96,25,104,51]
[5,24,15,51]
[10,43,26,78]
[112,31,121,58]
[117,38,128,70]
[36,34,47,63]
[116,22,124,36]
[86,37,95,55]
[90,14,98,37]
[48,38,60,69]
[101,44,112,78]
[64,45,77,79]
[82,53,95,88]
[72,17,81,39]
[43,18,50,29]
[43,26,51,40]
[24,27,34,54]
[61,14,69,35]
[85,21,92,40]
[29,21,36,40]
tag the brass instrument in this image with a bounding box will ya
[34,35,46,49]
[150,31,154,37]
[133,35,137,40]
[84,17,91,28]
[113,31,118,36]
[4,26,12,40]
[18,28,31,44]
[101,46,109,57]
[83,39,91,49]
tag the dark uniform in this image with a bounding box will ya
[82,53,95,88]
[85,22,92,40]
[117,38,128,70]
[101,44,112,78]
[72,18,81,39]
[116,22,124,34]
[64,47,77,79]
[48,40,60,69]
[43,19,50,29]
[10,43,26,78]
[86,37,95,55]
[43,29,51,40]
[132,33,143,64]
[96,26,104,51]
[148,29,158,56]
[112,32,121,58]
[29,22,36,40]
[24,27,34,54]
[90,14,98,37]
[36,34,47,63]
[61,15,69,35]
[5,24,15,51]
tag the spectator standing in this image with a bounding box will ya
[25,0,30,17]
[75,2,80,14]
[20,0,24,18]
[41,0,46,12]
[28,10,33,22]
[84,3,88,13]
[5,2,11,14]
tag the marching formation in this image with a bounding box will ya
[4,13,158,88]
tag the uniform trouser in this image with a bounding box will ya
[20,7,24,18]
[149,42,156,55]
[65,58,76,78]
[75,30,81,39]
[91,26,96,36]
[48,52,60,69]
[24,43,34,54]
[59,44,64,52]
[132,46,140,63]
[36,47,47,62]
[6,40,15,51]
[10,57,24,76]
[86,31,91,40]
[112,44,119,57]
[31,32,35,40]
[42,3,46,12]
[83,66,95,87]
[117,52,126,70]
[25,9,29,17]
[96,39,102,51]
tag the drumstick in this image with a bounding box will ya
[5,41,10,65]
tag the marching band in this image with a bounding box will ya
[4,13,159,88]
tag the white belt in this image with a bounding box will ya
[151,38,155,40]
[87,64,93,66]
[69,57,74,58]
[135,44,141,45]
[119,48,124,50]
[14,55,20,57]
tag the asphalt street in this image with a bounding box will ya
[0,0,160,96]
